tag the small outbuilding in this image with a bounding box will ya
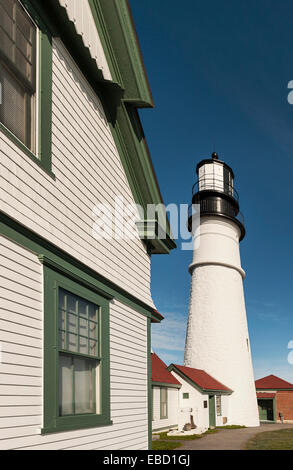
[168,364,233,431]
[151,353,233,434]
[255,375,293,423]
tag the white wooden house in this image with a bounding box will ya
[0,0,175,450]
[152,354,233,434]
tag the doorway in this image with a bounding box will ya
[209,395,216,427]
[258,399,275,422]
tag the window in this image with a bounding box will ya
[0,0,36,150]
[58,289,99,417]
[0,0,53,176]
[216,395,222,416]
[160,387,168,419]
[42,262,111,434]
[204,400,208,408]
[183,392,189,399]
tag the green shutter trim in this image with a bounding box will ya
[0,211,162,324]
[42,265,112,434]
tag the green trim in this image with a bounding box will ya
[0,211,162,324]
[0,123,55,179]
[88,0,123,87]
[152,382,181,390]
[147,317,152,450]
[167,365,233,395]
[42,265,112,434]
[93,0,154,107]
[160,387,168,420]
[209,395,216,427]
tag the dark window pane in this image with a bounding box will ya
[0,5,14,39]
[0,0,36,150]
[1,0,14,17]
[16,5,32,42]
[0,63,26,143]
[68,333,78,352]
[68,313,78,334]
[58,288,99,358]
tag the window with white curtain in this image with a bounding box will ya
[216,395,222,416]
[160,387,168,419]
[58,288,99,416]
[0,0,36,151]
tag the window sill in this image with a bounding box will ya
[41,418,113,435]
[0,123,55,180]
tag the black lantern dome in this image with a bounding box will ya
[188,153,245,240]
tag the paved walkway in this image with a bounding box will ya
[176,423,293,450]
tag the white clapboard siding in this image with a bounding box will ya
[58,0,112,81]
[0,236,149,449]
[152,386,179,431]
[0,36,154,307]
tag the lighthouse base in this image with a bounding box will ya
[184,263,259,428]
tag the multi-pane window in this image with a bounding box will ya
[183,392,189,399]
[0,0,36,150]
[160,387,168,419]
[216,395,222,416]
[58,288,100,417]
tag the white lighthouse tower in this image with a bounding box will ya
[184,152,259,427]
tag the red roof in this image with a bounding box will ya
[257,392,276,399]
[170,364,232,392]
[255,375,293,390]
[151,353,181,386]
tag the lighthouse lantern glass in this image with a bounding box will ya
[198,162,234,197]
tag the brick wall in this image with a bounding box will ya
[276,391,293,421]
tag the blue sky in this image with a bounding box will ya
[129,0,293,382]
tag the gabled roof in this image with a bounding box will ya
[151,353,181,387]
[255,375,293,390]
[168,364,232,394]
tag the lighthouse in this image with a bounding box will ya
[184,152,259,427]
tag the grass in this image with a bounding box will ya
[152,440,183,450]
[245,429,293,450]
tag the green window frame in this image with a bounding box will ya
[0,0,54,178]
[42,265,111,434]
[160,387,168,420]
[183,392,189,399]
